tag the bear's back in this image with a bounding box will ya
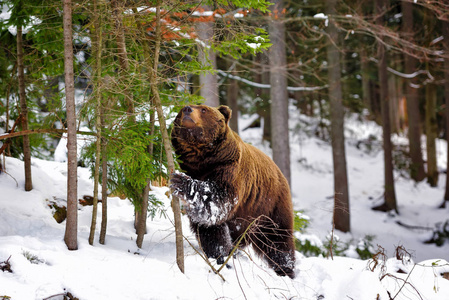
[234,136,291,217]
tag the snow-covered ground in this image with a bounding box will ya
[1,109,449,299]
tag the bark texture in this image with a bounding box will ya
[401,0,425,182]
[16,23,32,192]
[99,130,108,244]
[268,0,291,186]
[147,4,184,272]
[374,0,398,213]
[425,82,438,187]
[326,0,350,233]
[89,0,103,245]
[443,20,449,206]
[196,7,219,107]
[227,63,239,133]
[111,0,135,117]
[63,0,78,250]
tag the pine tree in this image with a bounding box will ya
[63,0,78,250]
[269,0,291,186]
[373,0,398,213]
[326,0,350,232]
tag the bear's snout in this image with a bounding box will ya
[182,106,193,115]
[181,106,196,128]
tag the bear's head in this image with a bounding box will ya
[172,105,232,147]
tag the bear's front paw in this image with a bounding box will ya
[170,172,192,201]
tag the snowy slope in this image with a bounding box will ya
[1,110,449,299]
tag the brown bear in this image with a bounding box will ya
[170,105,295,278]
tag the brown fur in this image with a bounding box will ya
[171,105,296,278]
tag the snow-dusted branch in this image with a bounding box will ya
[369,57,434,81]
[217,69,328,91]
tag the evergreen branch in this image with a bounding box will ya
[0,129,95,141]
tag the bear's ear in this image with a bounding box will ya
[218,105,232,125]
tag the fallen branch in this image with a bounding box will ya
[382,270,424,300]
[43,292,79,300]
[395,221,433,231]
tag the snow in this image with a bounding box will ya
[1,108,449,299]
[313,13,329,27]
[191,11,214,17]
[314,13,328,20]
[54,126,93,162]
[0,4,11,22]
[6,15,42,36]
[246,36,265,50]
[172,173,232,226]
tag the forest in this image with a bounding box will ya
[1,0,449,299]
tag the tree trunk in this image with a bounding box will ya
[16,23,32,192]
[99,126,108,244]
[196,6,219,107]
[443,20,449,207]
[268,0,291,186]
[374,0,398,213]
[326,0,350,233]
[388,71,399,134]
[131,9,153,246]
[89,0,103,246]
[136,108,155,248]
[136,181,150,248]
[63,0,78,250]
[114,2,141,232]
[227,61,239,133]
[111,0,134,117]
[144,3,184,272]
[254,51,271,142]
[401,0,426,182]
[425,81,438,187]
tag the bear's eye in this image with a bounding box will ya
[201,108,206,113]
